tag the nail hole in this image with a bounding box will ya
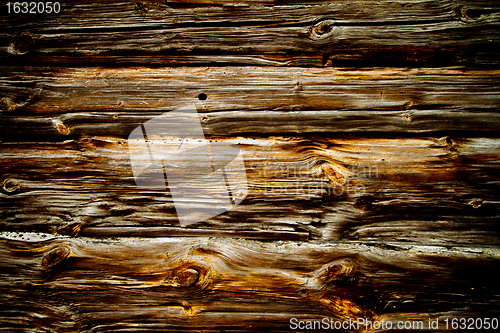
[198,93,207,101]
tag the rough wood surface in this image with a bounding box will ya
[1,1,500,66]
[1,136,499,244]
[1,67,500,138]
[1,1,500,332]
[0,235,499,332]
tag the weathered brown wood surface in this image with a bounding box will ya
[1,1,500,66]
[1,1,500,332]
[1,135,500,245]
[1,236,499,331]
[2,67,500,136]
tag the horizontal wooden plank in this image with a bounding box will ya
[1,136,499,244]
[3,1,498,30]
[1,67,500,138]
[0,235,499,331]
[4,109,500,138]
[2,1,499,329]
[1,1,500,65]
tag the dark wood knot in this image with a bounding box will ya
[322,164,346,185]
[57,223,82,237]
[310,20,337,40]
[324,259,353,283]
[354,196,374,211]
[0,98,16,113]
[402,101,414,110]
[1,178,21,195]
[455,6,483,21]
[173,268,200,287]
[42,246,71,269]
[9,32,36,55]
[134,2,149,13]
[53,119,70,135]
[315,259,354,288]
[470,199,483,209]
[315,21,333,34]
[310,259,355,290]
[443,136,457,152]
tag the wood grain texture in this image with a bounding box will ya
[1,67,500,138]
[1,1,500,66]
[1,136,499,244]
[1,1,500,331]
[0,235,499,332]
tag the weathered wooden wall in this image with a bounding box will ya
[1,1,500,332]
